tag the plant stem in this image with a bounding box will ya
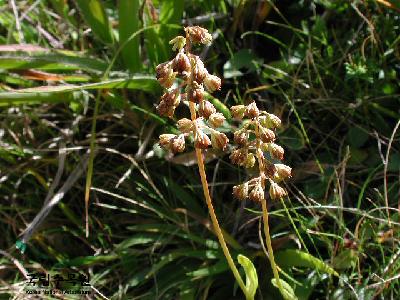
[188,101,247,296]
[254,118,284,296]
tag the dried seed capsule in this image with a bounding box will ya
[187,83,204,103]
[159,134,176,150]
[191,56,207,83]
[269,181,287,200]
[245,102,259,119]
[230,148,247,165]
[185,26,213,44]
[198,100,216,118]
[230,105,246,120]
[171,135,185,153]
[249,183,264,202]
[233,130,248,146]
[156,62,175,88]
[274,164,292,180]
[172,51,191,74]
[204,74,221,92]
[259,126,276,143]
[177,118,194,133]
[233,182,249,200]
[169,35,186,51]
[211,131,229,150]
[268,143,284,160]
[156,100,175,118]
[244,153,256,168]
[195,130,211,149]
[208,113,225,128]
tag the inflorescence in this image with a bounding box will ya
[156,26,291,202]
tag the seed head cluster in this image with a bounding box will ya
[156,26,228,153]
[156,26,291,202]
[230,102,291,201]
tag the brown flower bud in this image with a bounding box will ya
[208,113,225,128]
[264,163,276,178]
[156,62,175,88]
[230,105,246,120]
[269,182,287,200]
[234,130,249,146]
[233,182,249,200]
[198,100,216,119]
[161,90,179,106]
[159,134,176,150]
[191,56,207,83]
[171,135,185,153]
[177,118,194,133]
[194,130,211,149]
[185,26,213,45]
[187,83,204,103]
[169,36,186,51]
[244,153,256,168]
[230,148,247,165]
[211,131,229,150]
[259,126,276,143]
[274,164,292,180]
[204,74,221,92]
[245,102,259,119]
[156,100,176,118]
[172,51,191,74]
[268,143,284,160]
[249,183,264,202]
[265,113,282,129]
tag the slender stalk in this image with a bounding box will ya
[254,118,284,295]
[188,101,247,296]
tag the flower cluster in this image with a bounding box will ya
[230,102,291,201]
[156,26,229,153]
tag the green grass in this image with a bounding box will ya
[0,0,399,299]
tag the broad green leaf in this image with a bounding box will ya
[223,49,263,78]
[0,54,107,72]
[119,0,141,72]
[346,127,368,148]
[272,278,298,300]
[275,249,338,276]
[186,259,228,277]
[237,254,258,300]
[76,0,113,44]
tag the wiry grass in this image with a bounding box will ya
[0,0,399,299]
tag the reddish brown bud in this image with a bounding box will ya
[172,51,191,74]
[268,143,284,160]
[156,100,175,118]
[161,90,179,106]
[156,62,175,88]
[269,182,287,200]
[187,83,204,103]
[204,74,221,92]
[245,102,259,119]
[211,131,229,150]
[159,134,176,150]
[259,126,276,143]
[233,183,249,200]
[195,130,211,149]
[191,56,207,83]
[198,100,216,119]
[208,113,225,128]
[234,130,249,146]
[177,118,194,133]
[264,163,276,178]
[230,148,247,165]
[249,183,264,202]
[171,135,185,153]
[185,26,213,45]
[230,105,246,120]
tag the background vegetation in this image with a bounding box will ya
[0,0,399,299]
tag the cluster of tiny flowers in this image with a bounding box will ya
[156,26,229,153]
[230,102,291,201]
